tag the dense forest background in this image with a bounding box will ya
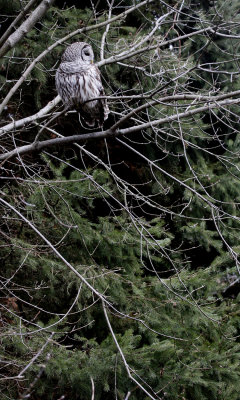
[1,0,240,399]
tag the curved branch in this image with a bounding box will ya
[0,0,56,58]
[1,95,240,161]
[0,128,117,161]
[0,0,39,49]
[0,196,110,306]
[3,88,240,136]
[102,301,161,400]
[97,25,214,68]
[0,0,154,116]
[0,95,61,136]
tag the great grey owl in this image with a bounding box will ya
[55,42,109,128]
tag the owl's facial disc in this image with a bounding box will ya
[82,46,93,64]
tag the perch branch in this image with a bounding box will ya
[1,95,240,161]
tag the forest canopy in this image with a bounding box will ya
[1,1,240,399]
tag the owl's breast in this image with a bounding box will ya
[56,62,102,108]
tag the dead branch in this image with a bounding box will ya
[1,95,240,161]
[0,0,39,49]
[0,96,61,136]
[0,0,56,58]
[0,0,155,115]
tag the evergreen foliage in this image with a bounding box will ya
[1,1,240,399]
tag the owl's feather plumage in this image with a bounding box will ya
[56,42,109,127]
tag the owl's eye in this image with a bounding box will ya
[84,50,90,56]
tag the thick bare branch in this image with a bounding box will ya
[1,95,240,161]
[0,0,39,49]
[1,89,240,136]
[0,95,61,136]
[0,0,56,58]
[0,0,155,115]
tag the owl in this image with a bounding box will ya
[55,42,109,128]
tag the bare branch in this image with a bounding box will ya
[90,376,95,400]
[0,195,111,306]
[0,95,61,136]
[17,333,54,378]
[18,353,51,399]
[102,300,162,400]
[0,0,39,49]
[0,0,155,115]
[0,0,56,58]
[1,95,240,161]
[2,88,240,136]
[100,0,113,61]
[97,26,215,68]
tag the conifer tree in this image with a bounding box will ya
[1,1,240,399]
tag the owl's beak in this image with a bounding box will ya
[91,59,93,64]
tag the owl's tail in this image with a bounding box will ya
[78,114,95,129]
[79,111,98,128]
[76,101,109,129]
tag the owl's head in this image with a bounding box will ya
[61,42,94,64]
